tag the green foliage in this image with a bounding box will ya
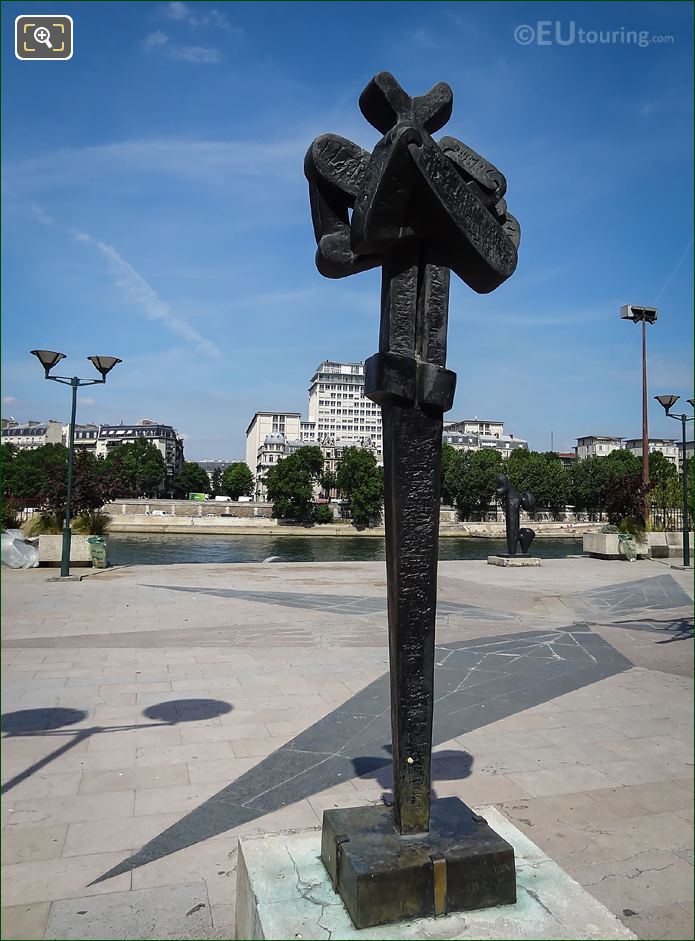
[507,450,569,516]
[171,461,210,498]
[320,470,337,500]
[313,504,334,524]
[605,471,650,532]
[210,467,223,497]
[23,512,62,536]
[266,446,325,521]
[648,450,680,507]
[72,509,111,535]
[220,462,254,500]
[570,455,608,512]
[104,438,167,497]
[336,447,384,529]
[441,444,458,506]
[448,448,503,520]
[2,443,68,502]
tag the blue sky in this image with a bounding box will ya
[3,0,693,459]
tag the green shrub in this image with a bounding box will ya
[73,509,111,535]
[313,504,334,524]
[23,512,63,536]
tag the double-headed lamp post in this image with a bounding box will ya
[30,350,121,577]
[654,394,694,568]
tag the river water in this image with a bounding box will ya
[108,533,583,566]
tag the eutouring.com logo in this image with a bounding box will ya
[514,21,675,49]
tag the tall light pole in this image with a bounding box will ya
[30,351,121,577]
[620,305,658,516]
[654,394,694,568]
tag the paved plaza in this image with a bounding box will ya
[1,557,693,940]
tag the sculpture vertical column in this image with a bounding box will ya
[371,246,451,833]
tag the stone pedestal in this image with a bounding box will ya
[321,798,515,929]
[235,806,636,940]
[488,555,541,567]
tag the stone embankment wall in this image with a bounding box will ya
[104,501,599,538]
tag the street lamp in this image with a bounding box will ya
[654,394,694,568]
[30,350,122,577]
[620,305,658,509]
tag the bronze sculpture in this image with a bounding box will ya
[306,71,521,928]
[496,474,537,556]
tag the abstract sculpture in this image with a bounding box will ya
[306,72,521,928]
[496,474,537,556]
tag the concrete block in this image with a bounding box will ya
[235,807,636,940]
[38,535,93,567]
[488,556,542,567]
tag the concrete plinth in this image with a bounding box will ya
[235,806,635,940]
[488,555,541,567]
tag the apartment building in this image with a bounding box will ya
[1,419,63,450]
[96,419,184,476]
[575,435,623,459]
[624,438,679,466]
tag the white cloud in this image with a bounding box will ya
[71,230,221,359]
[79,397,97,406]
[172,45,220,64]
[2,396,17,405]
[163,2,237,31]
[10,137,305,192]
[144,28,221,64]
[145,30,169,49]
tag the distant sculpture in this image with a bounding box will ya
[496,474,536,556]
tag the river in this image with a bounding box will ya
[107,533,583,566]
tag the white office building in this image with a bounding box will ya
[307,361,383,455]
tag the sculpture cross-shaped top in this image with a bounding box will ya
[306,73,520,836]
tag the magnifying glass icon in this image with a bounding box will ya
[34,26,53,49]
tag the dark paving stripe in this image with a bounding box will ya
[94,626,631,883]
[565,573,693,620]
[140,584,519,620]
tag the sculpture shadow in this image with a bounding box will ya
[352,747,473,805]
[0,699,232,796]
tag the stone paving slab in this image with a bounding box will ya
[1,559,693,940]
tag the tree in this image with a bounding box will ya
[505,450,568,516]
[570,454,610,512]
[449,448,502,520]
[3,443,68,503]
[441,444,459,506]
[605,471,651,534]
[320,470,337,501]
[171,461,210,498]
[265,446,324,521]
[648,451,680,508]
[336,447,384,529]
[220,462,254,500]
[104,438,166,496]
[210,467,223,497]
